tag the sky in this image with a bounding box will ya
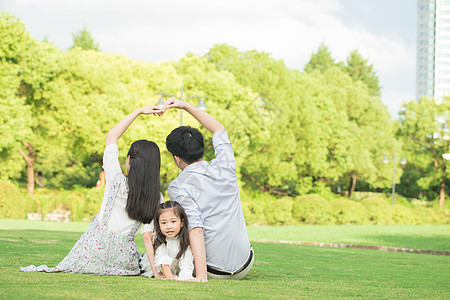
[2,0,416,118]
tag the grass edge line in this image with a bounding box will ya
[250,239,450,256]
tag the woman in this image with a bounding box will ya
[21,104,164,276]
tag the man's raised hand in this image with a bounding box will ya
[164,98,185,110]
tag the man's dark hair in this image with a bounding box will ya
[166,126,204,164]
[126,140,161,224]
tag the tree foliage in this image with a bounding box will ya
[206,44,396,197]
[343,50,381,97]
[71,25,100,51]
[397,97,450,207]
[305,45,381,97]
[0,12,62,193]
[0,12,31,179]
[1,13,446,206]
[304,43,340,73]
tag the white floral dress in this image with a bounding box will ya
[20,174,142,276]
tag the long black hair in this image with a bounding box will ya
[126,140,160,224]
[153,201,190,260]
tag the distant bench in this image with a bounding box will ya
[27,210,71,222]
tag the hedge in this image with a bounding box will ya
[391,205,417,224]
[331,199,370,225]
[265,197,295,225]
[292,194,334,224]
[1,180,449,225]
[0,180,26,218]
[361,197,392,224]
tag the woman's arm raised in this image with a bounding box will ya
[105,105,164,147]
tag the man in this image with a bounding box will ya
[164,98,253,282]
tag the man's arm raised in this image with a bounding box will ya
[164,98,225,134]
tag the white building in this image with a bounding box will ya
[417,0,450,102]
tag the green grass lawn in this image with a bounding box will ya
[247,224,450,251]
[3,219,448,251]
[0,219,449,299]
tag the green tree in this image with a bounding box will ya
[1,14,401,203]
[40,49,181,189]
[304,43,340,73]
[342,49,381,97]
[1,14,180,192]
[207,45,350,195]
[206,44,310,194]
[206,44,396,197]
[71,25,100,51]
[15,40,63,194]
[398,97,450,207]
[0,12,62,194]
[171,54,256,187]
[302,67,396,196]
[0,13,32,181]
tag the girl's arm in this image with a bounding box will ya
[161,265,176,280]
[143,231,163,279]
[154,244,176,280]
[178,246,195,281]
[105,105,164,147]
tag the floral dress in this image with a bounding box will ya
[20,173,142,276]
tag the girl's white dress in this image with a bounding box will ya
[140,235,195,281]
[20,144,145,276]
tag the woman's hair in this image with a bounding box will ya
[125,140,161,224]
[153,201,190,260]
[166,126,204,164]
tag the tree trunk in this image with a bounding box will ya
[36,172,44,187]
[439,163,446,208]
[439,176,445,208]
[18,141,36,195]
[348,173,357,197]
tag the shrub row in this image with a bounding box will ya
[1,180,449,225]
[242,192,450,225]
[0,180,104,221]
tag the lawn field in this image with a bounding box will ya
[0,219,449,299]
[246,224,450,251]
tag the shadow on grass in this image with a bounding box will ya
[363,234,450,251]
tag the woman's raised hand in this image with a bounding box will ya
[140,104,165,116]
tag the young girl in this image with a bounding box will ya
[140,201,195,281]
[21,104,164,276]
